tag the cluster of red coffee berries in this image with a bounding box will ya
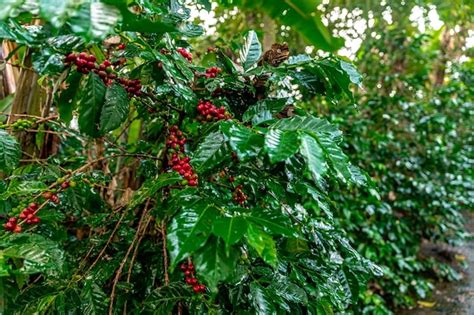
[64,52,141,96]
[233,185,248,205]
[64,53,116,85]
[117,43,126,50]
[117,78,142,97]
[167,126,198,187]
[177,48,193,62]
[180,262,206,294]
[65,52,96,74]
[3,179,76,233]
[96,60,117,85]
[3,218,21,233]
[196,100,232,122]
[205,66,222,79]
[19,203,40,225]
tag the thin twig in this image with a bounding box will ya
[86,207,129,273]
[109,199,151,315]
[162,221,170,286]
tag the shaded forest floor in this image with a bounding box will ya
[398,212,474,314]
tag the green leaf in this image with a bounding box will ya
[299,133,327,182]
[0,129,20,172]
[69,2,121,41]
[142,283,191,314]
[242,99,287,125]
[0,0,25,20]
[32,48,64,75]
[77,72,106,137]
[246,208,296,237]
[265,129,300,163]
[130,173,181,209]
[269,278,308,305]
[212,216,247,247]
[340,60,362,86]
[58,71,82,124]
[250,283,277,315]
[194,237,239,290]
[220,122,264,161]
[167,201,219,269]
[2,234,64,275]
[192,131,228,172]
[99,83,129,133]
[257,0,343,52]
[39,0,75,28]
[239,30,262,70]
[81,281,108,315]
[246,224,277,267]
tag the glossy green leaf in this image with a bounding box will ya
[246,224,277,267]
[167,202,219,269]
[0,130,20,172]
[81,281,108,315]
[68,2,121,40]
[77,72,106,137]
[239,30,262,70]
[58,71,82,124]
[192,131,228,172]
[247,208,296,238]
[194,237,239,289]
[2,234,64,275]
[220,122,264,161]
[256,0,343,52]
[242,99,287,125]
[250,283,277,314]
[264,129,300,163]
[99,83,129,133]
[211,216,247,247]
[299,133,327,182]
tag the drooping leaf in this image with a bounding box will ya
[268,277,308,305]
[250,283,277,314]
[193,237,239,289]
[77,72,106,137]
[249,0,344,52]
[99,83,129,133]
[167,201,219,268]
[68,2,121,41]
[239,30,262,70]
[142,283,191,314]
[58,71,82,124]
[299,133,327,182]
[81,281,108,315]
[0,129,20,172]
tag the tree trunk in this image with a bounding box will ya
[8,49,48,157]
[262,14,276,52]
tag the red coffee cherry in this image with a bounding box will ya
[177,48,193,62]
[196,100,232,122]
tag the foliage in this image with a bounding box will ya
[0,1,381,314]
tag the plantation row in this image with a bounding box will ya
[0,1,472,314]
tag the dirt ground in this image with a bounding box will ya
[398,212,474,315]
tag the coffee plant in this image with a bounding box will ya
[0,1,385,314]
